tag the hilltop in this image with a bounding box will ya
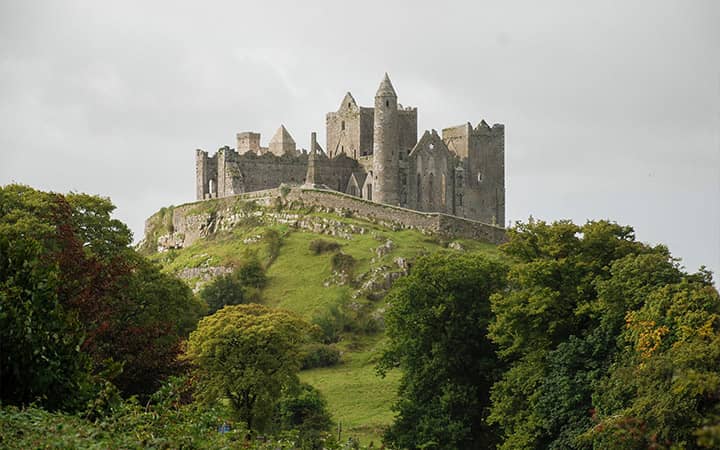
[140,186,503,443]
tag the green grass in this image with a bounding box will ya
[143,203,502,446]
[299,334,401,446]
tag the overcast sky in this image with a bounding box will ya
[1,0,718,277]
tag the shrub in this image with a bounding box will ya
[199,259,267,315]
[276,383,334,449]
[263,230,282,265]
[331,252,355,275]
[309,239,341,255]
[312,304,347,344]
[301,344,341,370]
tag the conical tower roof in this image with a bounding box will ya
[269,124,296,145]
[375,72,397,97]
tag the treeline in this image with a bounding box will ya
[379,220,720,449]
[0,185,336,449]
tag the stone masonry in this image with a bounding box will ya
[195,74,505,226]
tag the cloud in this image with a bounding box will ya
[1,0,718,276]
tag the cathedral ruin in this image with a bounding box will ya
[195,74,505,226]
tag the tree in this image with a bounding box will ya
[0,184,204,407]
[487,219,718,449]
[276,382,334,449]
[185,303,312,432]
[378,252,509,449]
[588,276,720,448]
[199,259,266,315]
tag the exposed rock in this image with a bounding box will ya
[448,241,465,251]
[375,239,395,258]
[177,266,232,281]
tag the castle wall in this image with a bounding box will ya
[231,153,309,192]
[398,108,418,161]
[195,149,219,200]
[408,132,455,215]
[156,187,506,251]
[310,154,359,192]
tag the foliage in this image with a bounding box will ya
[186,303,314,432]
[378,252,509,449]
[199,258,267,314]
[302,343,342,369]
[276,382,335,449]
[313,304,348,344]
[487,219,720,449]
[331,252,356,276]
[264,229,283,265]
[310,238,342,255]
[0,184,204,409]
[587,277,720,448]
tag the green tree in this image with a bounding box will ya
[0,184,204,407]
[588,276,720,448]
[276,382,334,449]
[199,259,267,315]
[186,304,312,432]
[378,252,508,449]
[487,219,717,450]
[487,220,666,449]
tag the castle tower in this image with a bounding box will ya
[372,73,400,205]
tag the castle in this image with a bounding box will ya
[195,74,505,226]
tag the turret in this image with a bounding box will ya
[372,73,400,205]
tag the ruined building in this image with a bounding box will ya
[196,74,505,225]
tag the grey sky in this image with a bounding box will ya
[1,0,718,277]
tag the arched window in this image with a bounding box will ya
[385,100,389,107]
[341,121,345,131]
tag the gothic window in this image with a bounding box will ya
[428,143,434,150]
[341,121,345,131]
[477,172,483,183]
[348,102,351,108]
[428,173,434,209]
[386,100,389,107]
[416,175,422,207]
[441,173,446,207]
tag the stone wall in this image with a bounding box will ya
[146,187,505,252]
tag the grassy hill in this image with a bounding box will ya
[143,197,501,444]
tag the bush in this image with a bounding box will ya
[276,383,334,449]
[309,239,341,255]
[312,304,347,344]
[331,252,355,275]
[200,259,267,315]
[264,230,282,265]
[301,344,341,370]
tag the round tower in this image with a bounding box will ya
[372,73,400,205]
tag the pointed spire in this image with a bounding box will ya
[375,72,397,97]
[269,124,296,145]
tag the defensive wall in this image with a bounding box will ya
[144,186,506,251]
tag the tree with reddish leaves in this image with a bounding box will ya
[0,185,203,410]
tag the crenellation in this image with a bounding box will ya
[194,74,505,227]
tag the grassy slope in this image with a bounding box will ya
[147,207,500,445]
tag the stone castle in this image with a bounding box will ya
[195,74,505,225]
